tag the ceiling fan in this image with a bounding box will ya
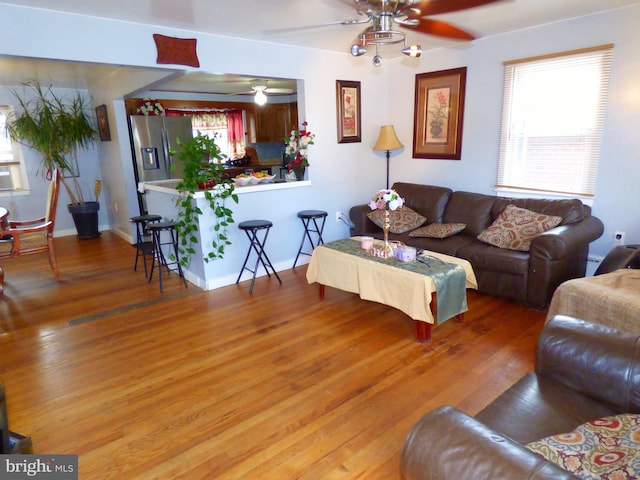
[229,83,295,105]
[331,0,503,65]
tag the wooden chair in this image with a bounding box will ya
[0,169,61,281]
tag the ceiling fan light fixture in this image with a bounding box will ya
[372,54,382,67]
[254,88,267,106]
[351,44,366,56]
[402,44,422,58]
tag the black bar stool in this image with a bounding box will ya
[293,210,327,268]
[130,214,162,277]
[236,220,282,293]
[147,221,187,293]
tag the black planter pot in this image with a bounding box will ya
[68,202,100,239]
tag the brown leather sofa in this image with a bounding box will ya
[401,315,640,479]
[349,183,604,308]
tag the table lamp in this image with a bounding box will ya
[373,125,404,189]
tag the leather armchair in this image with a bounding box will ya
[401,315,640,479]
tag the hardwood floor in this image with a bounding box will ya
[0,232,547,479]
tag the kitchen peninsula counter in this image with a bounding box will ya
[139,178,311,292]
[140,178,310,197]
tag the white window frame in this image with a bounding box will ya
[0,105,30,196]
[496,44,613,202]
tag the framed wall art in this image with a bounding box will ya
[95,104,111,141]
[153,33,200,68]
[336,80,361,143]
[413,67,467,160]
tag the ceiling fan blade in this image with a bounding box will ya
[264,17,367,35]
[406,0,502,17]
[404,18,475,41]
[227,90,255,96]
[265,88,294,94]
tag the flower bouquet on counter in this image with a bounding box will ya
[285,121,315,170]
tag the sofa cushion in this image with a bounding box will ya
[409,223,466,239]
[477,205,562,251]
[392,183,452,224]
[394,232,476,257]
[366,206,426,234]
[526,413,640,479]
[443,191,497,236]
[493,197,585,226]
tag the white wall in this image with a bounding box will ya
[0,3,392,267]
[1,3,638,265]
[387,4,640,258]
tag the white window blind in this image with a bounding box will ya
[497,44,613,197]
[0,106,28,192]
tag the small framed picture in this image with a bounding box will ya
[95,104,111,141]
[336,80,362,143]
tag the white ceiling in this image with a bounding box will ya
[1,0,639,94]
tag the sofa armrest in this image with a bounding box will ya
[527,215,604,307]
[530,215,604,261]
[537,315,640,413]
[402,406,577,480]
[349,204,381,236]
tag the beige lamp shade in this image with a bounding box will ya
[373,125,404,151]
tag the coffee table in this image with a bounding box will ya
[306,237,477,342]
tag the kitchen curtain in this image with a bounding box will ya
[165,108,245,157]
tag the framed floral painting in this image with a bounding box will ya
[412,67,467,160]
[336,80,361,143]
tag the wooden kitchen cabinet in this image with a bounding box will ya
[254,103,298,143]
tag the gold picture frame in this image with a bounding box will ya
[413,67,467,160]
[336,80,361,143]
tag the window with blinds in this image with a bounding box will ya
[0,106,29,193]
[496,45,613,198]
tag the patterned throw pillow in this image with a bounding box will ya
[409,223,466,238]
[367,206,427,234]
[526,414,640,479]
[477,204,562,251]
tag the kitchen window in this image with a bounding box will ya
[166,108,246,161]
[496,44,613,198]
[0,106,29,193]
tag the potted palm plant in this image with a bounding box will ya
[6,80,101,239]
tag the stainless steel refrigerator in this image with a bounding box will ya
[128,115,193,214]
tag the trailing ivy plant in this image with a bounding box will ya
[171,133,238,266]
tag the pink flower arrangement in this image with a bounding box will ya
[369,189,404,211]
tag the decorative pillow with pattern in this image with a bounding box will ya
[526,414,640,479]
[409,223,466,238]
[477,204,562,251]
[367,207,427,234]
